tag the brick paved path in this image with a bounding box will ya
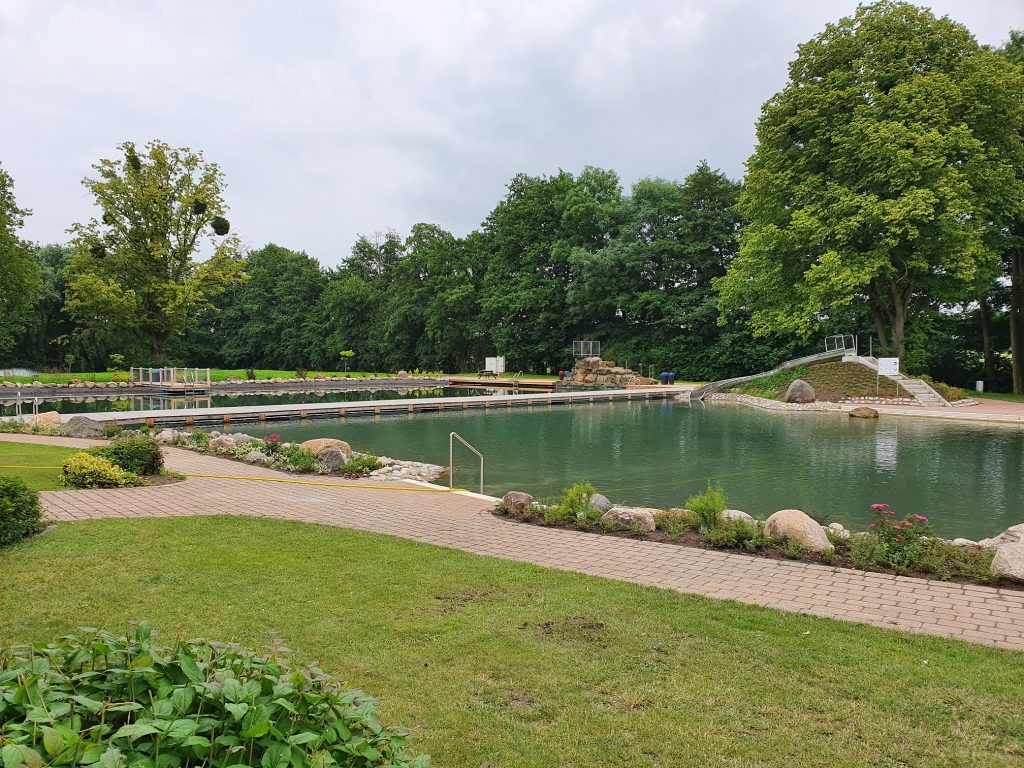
[4,433,1023,650]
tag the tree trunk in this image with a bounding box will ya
[979,295,996,389]
[1011,248,1024,394]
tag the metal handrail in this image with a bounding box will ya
[449,431,484,495]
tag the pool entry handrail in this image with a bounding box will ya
[449,431,484,495]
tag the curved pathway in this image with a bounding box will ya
[4,433,1023,651]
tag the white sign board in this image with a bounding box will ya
[485,356,505,374]
[878,357,900,376]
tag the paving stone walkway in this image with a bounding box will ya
[4,433,1023,651]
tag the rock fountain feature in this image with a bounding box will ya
[559,357,656,388]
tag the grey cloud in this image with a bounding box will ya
[1,0,1021,265]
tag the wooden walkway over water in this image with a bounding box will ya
[54,386,694,427]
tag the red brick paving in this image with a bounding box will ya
[3,433,1023,651]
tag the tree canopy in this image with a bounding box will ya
[65,140,246,359]
[717,1,1024,359]
[0,165,40,354]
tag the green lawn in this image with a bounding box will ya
[977,391,1024,404]
[1,517,1021,767]
[0,441,77,490]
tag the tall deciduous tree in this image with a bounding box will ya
[0,164,40,354]
[65,140,246,360]
[717,1,1024,359]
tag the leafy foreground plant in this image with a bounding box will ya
[0,623,428,768]
[0,475,43,547]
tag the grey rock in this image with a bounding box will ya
[155,429,179,444]
[849,406,879,418]
[207,435,236,453]
[601,506,657,532]
[784,379,816,404]
[951,538,978,547]
[29,410,62,429]
[826,522,851,540]
[316,447,351,472]
[243,450,271,465]
[231,433,259,445]
[588,493,612,513]
[720,509,755,524]
[978,523,1024,549]
[60,415,104,438]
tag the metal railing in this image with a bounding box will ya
[130,367,211,388]
[824,334,857,354]
[449,431,484,495]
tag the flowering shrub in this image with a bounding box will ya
[852,503,934,572]
[61,453,139,489]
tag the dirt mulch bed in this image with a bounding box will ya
[491,508,1022,591]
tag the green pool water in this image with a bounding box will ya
[236,400,1023,541]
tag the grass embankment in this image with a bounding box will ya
[729,362,914,401]
[0,441,78,490]
[977,390,1024,404]
[1,517,1021,767]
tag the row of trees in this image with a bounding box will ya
[1,3,1022,390]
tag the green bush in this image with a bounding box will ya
[0,475,43,547]
[653,509,699,539]
[0,420,28,434]
[338,454,383,476]
[280,445,317,473]
[684,481,727,530]
[703,519,772,552]
[0,623,428,768]
[543,482,602,528]
[61,453,137,489]
[90,434,164,475]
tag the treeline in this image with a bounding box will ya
[1,3,1022,391]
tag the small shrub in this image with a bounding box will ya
[188,429,210,448]
[296,367,308,379]
[0,623,428,768]
[89,434,163,475]
[684,481,727,530]
[544,482,602,528]
[61,452,137,489]
[600,517,622,533]
[783,540,805,559]
[0,475,43,547]
[654,509,699,540]
[281,445,318,472]
[854,503,934,573]
[704,519,771,551]
[819,547,835,565]
[339,453,383,476]
[101,423,124,438]
[264,431,282,453]
[0,420,28,434]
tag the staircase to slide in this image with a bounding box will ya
[690,350,953,407]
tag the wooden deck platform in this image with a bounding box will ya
[447,376,558,390]
[47,387,693,427]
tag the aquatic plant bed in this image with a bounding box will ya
[3,516,1023,767]
[494,488,1020,590]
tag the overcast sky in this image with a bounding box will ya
[2,1,1021,266]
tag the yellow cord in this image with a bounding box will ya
[0,466,472,494]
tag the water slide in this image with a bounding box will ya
[689,349,850,401]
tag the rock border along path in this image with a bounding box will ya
[3,433,1022,651]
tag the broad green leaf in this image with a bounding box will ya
[221,678,243,702]
[112,723,159,742]
[170,688,194,714]
[17,747,43,768]
[70,695,104,714]
[79,745,105,765]
[42,726,64,756]
[224,702,249,721]
[177,653,203,684]
[285,733,319,746]
[164,720,198,740]
[2,744,23,768]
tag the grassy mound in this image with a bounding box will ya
[729,362,913,401]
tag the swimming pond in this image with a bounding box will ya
[234,400,1023,540]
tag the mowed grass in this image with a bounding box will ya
[0,441,77,490]
[1,517,1022,767]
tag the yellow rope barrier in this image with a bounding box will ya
[0,465,469,494]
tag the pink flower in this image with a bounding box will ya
[891,524,902,531]
[868,523,876,529]
[903,521,913,528]
[870,504,890,511]
[880,509,895,516]
[912,514,928,522]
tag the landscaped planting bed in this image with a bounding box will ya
[495,483,1021,589]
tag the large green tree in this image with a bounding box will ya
[216,244,326,369]
[65,140,246,361]
[0,164,40,354]
[4,245,75,367]
[717,1,1024,360]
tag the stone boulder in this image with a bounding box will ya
[601,506,657,533]
[825,522,851,540]
[299,438,351,455]
[951,538,978,547]
[784,379,816,404]
[207,435,236,453]
[155,429,179,444]
[588,493,612,513]
[978,523,1024,549]
[397,370,409,377]
[243,450,271,465]
[231,433,259,445]
[849,407,879,419]
[316,447,351,472]
[60,415,104,438]
[987,525,1024,581]
[29,410,62,429]
[502,491,534,518]
[720,509,755,524]
[763,509,833,552]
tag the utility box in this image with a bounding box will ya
[485,356,506,374]
[976,381,984,392]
